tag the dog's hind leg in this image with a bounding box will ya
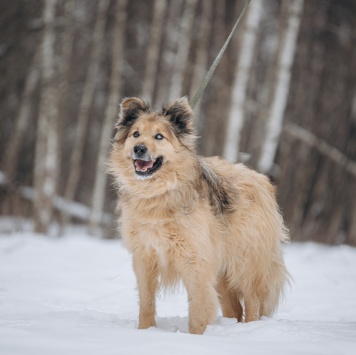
[132,250,159,329]
[244,293,260,322]
[216,277,243,322]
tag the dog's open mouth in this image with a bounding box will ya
[134,157,163,177]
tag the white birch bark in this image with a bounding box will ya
[223,0,263,163]
[63,0,110,212]
[247,3,281,163]
[258,0,304,172]
[34,0,59,234]
[168,0,198,101]
[89,0,128,234]
[141,0,167,103]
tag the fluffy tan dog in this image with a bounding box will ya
[109,97,289,334]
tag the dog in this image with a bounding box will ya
[109,97,289,334]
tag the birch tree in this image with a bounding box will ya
[141,0,167,103]
[258,0,304,173]
[168,0,198,101]
[89,0,128,234]
[62,0,110,226]
[223,0,263,163]
[244,1,281,168]
[34,0,59,234]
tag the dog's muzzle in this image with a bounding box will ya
[132,144,163,178]
[133,144,148,159]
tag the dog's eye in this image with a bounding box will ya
[133,131,140,138]
[155,133,164,140]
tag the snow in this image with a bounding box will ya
[0,231,356,355]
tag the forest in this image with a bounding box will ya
[0,0,355,245]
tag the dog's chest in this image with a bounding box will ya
[137,218,179,249]
[122,194,206,262]
[128,212,194,261]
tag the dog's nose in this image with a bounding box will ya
[133,144,147,158]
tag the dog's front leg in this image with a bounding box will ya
[181,265,219,335]
[132,250,158,329]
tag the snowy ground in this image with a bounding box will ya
[0,231,356,355]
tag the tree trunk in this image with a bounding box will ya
[34,0,59,234]
[223,0,263,163]
[3,50,40,184]
[57,0,75,140]
[58,0,75,118]
[62,0,110,226]
[199,1,226,156]
[168,0,198,101]
[89,0,128,235]
[57,0,75,231]
[241,1,281,168]
[189,0,213,127]
[258,0,304,173]
[154,0,183,105]
[141,0,167,103]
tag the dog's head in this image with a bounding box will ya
[110,97,197,189]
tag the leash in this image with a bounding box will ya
[190,0,251,110]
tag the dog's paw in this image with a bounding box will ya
[138,317,156,329]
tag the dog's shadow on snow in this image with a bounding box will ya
[148,316,243,334]
[153,316,189,333]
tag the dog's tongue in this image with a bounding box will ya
[135,159,153,171]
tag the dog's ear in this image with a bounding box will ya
[118,97,150,128]
[114,98,150,144]
[161,96,194,137]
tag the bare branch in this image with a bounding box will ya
[284,122,356,177]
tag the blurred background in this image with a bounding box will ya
[0,0,355,244]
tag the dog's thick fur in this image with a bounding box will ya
[109,97,289,334]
